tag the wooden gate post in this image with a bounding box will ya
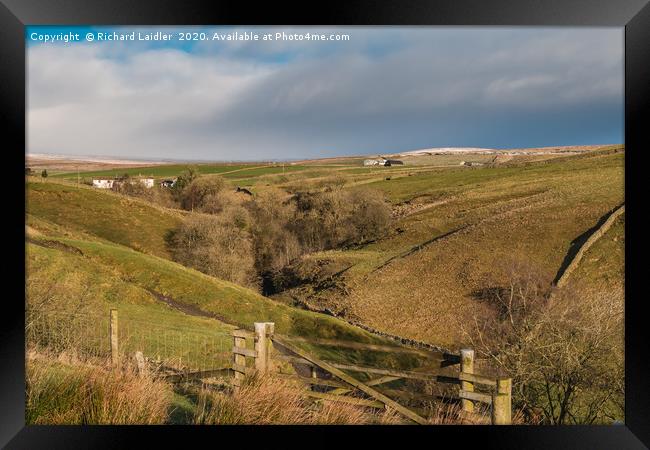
[254,322,275,374]
[492,378,512,425]
[110,309,119,368]
[460,349,475,413]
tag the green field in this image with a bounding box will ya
[50,163,254,180]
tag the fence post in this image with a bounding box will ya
[110,309,119,368]
[492,378,512,425]
[232,331,247,391]
[460,348,475,413]
[254,322,275,374]
[134,351,146,376]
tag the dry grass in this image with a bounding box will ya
[26,353,173,424]
[194,374,376,425]
[192,374,488,425]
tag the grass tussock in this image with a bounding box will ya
[193,374,402,425]
[26,355,173,425]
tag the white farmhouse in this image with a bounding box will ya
[92,177,155,189]
[92,179,115,189]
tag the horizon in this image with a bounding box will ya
[26,142,623,165]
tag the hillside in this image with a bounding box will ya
[27,146,624,353]
[273,149,624,349]
[26,182,411,369]
[27,180,183,259]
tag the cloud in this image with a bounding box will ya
[27,27,623,160]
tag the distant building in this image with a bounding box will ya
[92,176,155,189]
[461,161,484,167]
[160,179,176,188]
[363,157,403,167]
[92,179,115,189]
[140,178,155,188]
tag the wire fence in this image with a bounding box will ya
[119,315,231,372]
[26,309,232,373]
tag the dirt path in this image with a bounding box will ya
[144,288,231,324]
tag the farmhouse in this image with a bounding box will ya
[92,178,115,189]
[363,158,404,167]
[92,176,155,189]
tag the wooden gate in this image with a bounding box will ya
[230,322,512,425]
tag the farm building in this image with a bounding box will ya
[460,161,484,167]
[363,158,404,167]
[160,179,176,188]
[92,179,115,189]
[92,177,155,189]
[139,178,155,188]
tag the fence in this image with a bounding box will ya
[26,308,232,379]
[27,309,511,425]
[228,321,511,425]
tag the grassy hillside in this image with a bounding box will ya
[27,229,423,377]
[27,147,624,352]
[27,180,183,259]
[26,189,409,369]
[570,212,625,295]
[275,150,624,349]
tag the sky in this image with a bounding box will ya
[26,26,624,161]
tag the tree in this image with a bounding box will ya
[170,213,258,290]
[41,169,48,180]
[179,176,225,211]
[171,167,199,201]
[466,260,624,424]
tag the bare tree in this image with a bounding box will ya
[466,260,624,424]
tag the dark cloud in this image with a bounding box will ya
[28,27,623,160]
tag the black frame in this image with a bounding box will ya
[2,0,648,447]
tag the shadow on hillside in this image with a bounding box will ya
[552,204,623,285]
